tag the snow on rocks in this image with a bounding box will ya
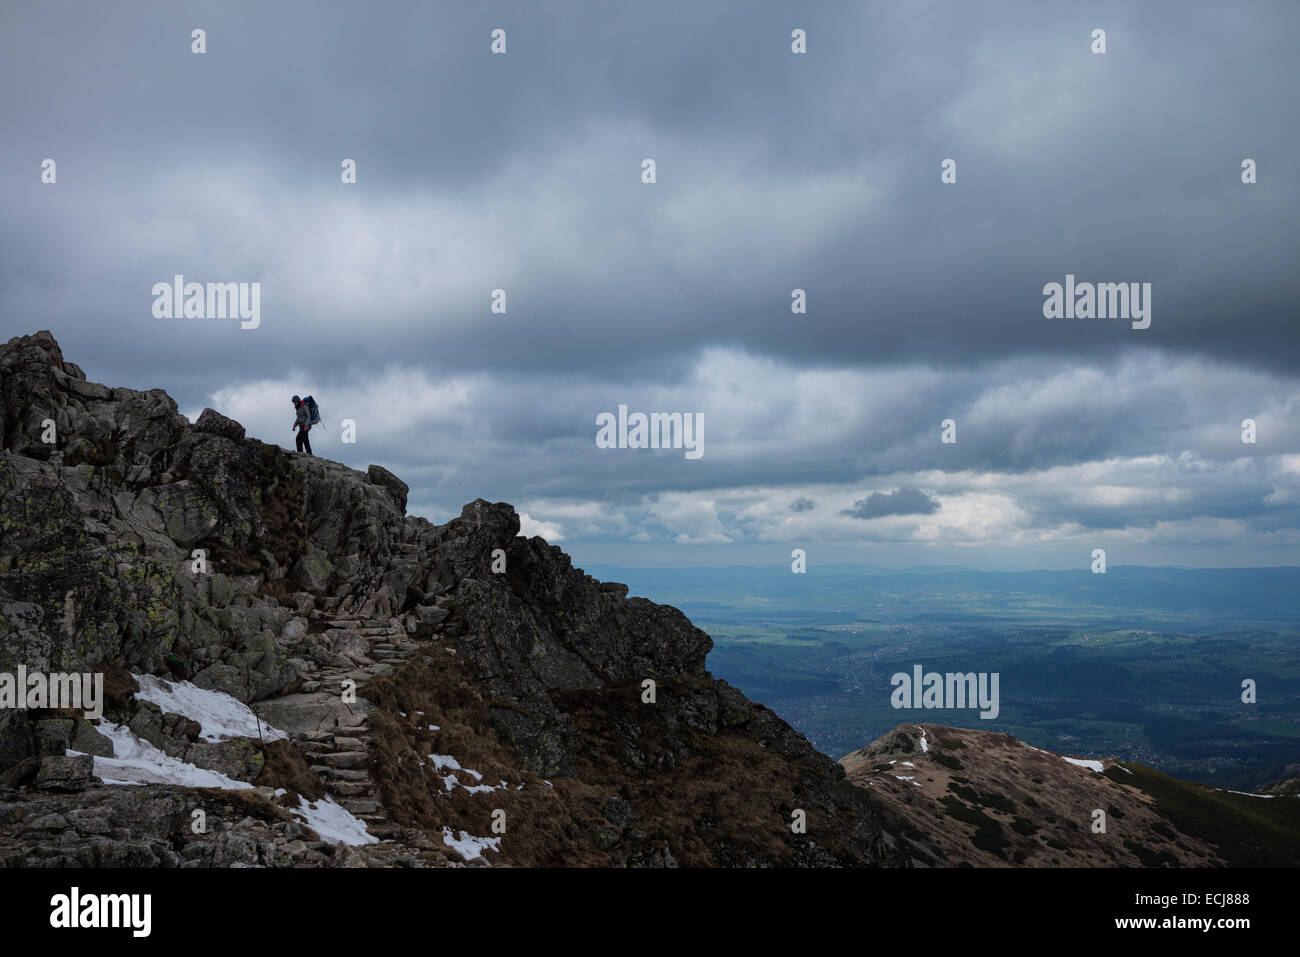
[70,722,253,789]
[442,827,500,861]
[280,791,379,845]
[133,674,287,742]
[67,708,379,847]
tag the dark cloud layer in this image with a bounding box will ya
[1,1,1296,563]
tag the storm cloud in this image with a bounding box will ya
[1,1,1296,567]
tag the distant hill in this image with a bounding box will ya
[842,723,1300,867]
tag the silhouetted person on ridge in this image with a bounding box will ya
[291,395,312,455]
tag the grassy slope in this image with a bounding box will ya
[1105,762,1300,867]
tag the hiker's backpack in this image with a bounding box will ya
[303,395,321,426]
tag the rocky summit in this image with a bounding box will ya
[0,330,910,867]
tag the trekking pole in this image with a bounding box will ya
[242,656,265,747]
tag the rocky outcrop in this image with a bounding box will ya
[0,331,910,867]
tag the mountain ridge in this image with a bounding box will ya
[1,330,1293,868]
[0,330,907,866]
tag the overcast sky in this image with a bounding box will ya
[2,1,1297,568]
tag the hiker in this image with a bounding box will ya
[291,395,313,455]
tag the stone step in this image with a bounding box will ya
[342,799,381,815]
[315,767,371,782]
[318,750,369,769]
[330,782,372,797]
[333,736,366,751]
[323,619,391,629]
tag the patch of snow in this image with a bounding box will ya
[427,753,484,781]
[428,724,440,731]
[918,731,928,753]
[1225,789,1274,798]
[70,722,253,790]
[442,773,504,795]
[1062,757,1105,773]
[901,761,915,767]
[442,827,501,860]
[888,760,897,765]
[133,674,286,743]
[293,795,379,845]
[75,724,377,847]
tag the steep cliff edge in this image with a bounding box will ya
[0,331,911,867]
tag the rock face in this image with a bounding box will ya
[0,331,909,867]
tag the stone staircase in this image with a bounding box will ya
[286,610,434,839]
